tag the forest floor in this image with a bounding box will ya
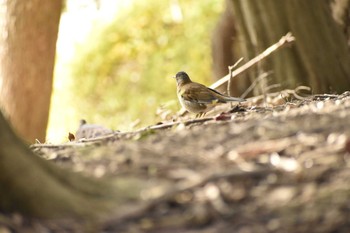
[2,89,350,232]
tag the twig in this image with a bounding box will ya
[227,58,244,96]
[247,86,311,104]
[293,86,311,99]
[265,83,282,92]
[241,71,272,99]
[30,117,216,149]
[210,32,295,90]
[228,66,232,96]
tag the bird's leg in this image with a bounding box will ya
[195,112,204,118]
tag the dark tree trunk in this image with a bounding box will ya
[212,0,350,96]
[0,0,62,143]
[211,0,236,93]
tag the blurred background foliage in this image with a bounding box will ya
[48,0,222,142]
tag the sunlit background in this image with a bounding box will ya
[47,0,222,142]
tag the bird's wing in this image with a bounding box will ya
[180,83,218,104]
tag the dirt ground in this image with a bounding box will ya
[2,90,350,232]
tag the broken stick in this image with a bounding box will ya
[210,32,296,90]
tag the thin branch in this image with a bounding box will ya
[227,57,244,96]
[30,117,216,149]
[210,32,295,90]
[241,71,272,98]
[228,66,232,96]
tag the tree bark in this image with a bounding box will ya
[0,109,145,220]
[211,0,236,92]
[211,0,251,95]
[330,0,350,45]
[0,0,62,143]
[213,0,350,96]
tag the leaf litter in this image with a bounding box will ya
[4,90,350,232]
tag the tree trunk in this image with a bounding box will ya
[211,0,251,95]
[0,111,108,218]
[330,0,350,45]
[0,0,62,143]
[212,0,236,92]
[0,109,146,221]
[213,0,350,96]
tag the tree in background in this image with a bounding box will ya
[0,0,62,143]
[212,0,350,96]
[211,0,239,91]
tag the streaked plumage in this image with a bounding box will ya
[173,71,245,116]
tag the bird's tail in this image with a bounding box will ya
[223,96,246,102]
[209,88,246,102]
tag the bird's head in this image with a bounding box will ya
[173,71,191,86]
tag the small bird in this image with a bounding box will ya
[173,71,245,116]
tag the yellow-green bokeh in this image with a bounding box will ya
[48,0,222,142]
